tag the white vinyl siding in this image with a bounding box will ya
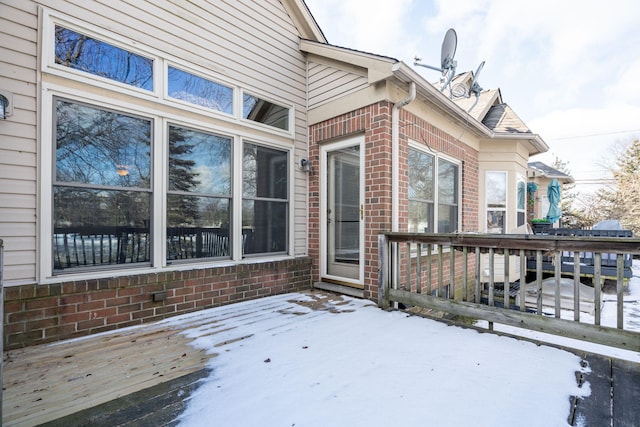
[1,0,311,285]
[0,2,39,284]
[307,61,368,108]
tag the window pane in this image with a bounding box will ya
[243,144,288,199]
[517,179,526,210]
[486,171,507,207]
[242,200,288,254]
[438,159,458,204]
[487,210,505,234]
[55,99,151,188]
[168,126,231,195]
[53,187,150,270]
[243,93,289,130]
[408,149,434,201]
[168,67,233,114]
[55,26,153,90]
[409,200,433,233]
[438,204,458,233]
[167,195,230,260]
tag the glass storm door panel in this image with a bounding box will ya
[326,145,361,280]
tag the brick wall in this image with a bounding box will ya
[309,104,393,301]
[3,257,312,349]
[308,103,480,303]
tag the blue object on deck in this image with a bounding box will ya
[546,178,562,223]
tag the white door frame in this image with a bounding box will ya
[319,135,365,287]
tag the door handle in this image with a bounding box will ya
[360,204,364,220]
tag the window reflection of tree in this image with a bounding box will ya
[408,149,434,233]
[53,99,152,268]
[168,67,233,114]
[55,26,153,90]
[167,126,232,259]
[242,144,288,254]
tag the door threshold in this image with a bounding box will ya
[313,281,364,298]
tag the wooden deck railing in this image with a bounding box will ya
[378,232,640,352]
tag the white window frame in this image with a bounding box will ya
[486,171,508,234]
[516,175,526,227]
[408,141,462,234]
[41,9,294,136]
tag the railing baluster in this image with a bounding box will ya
[594,253,602,325]
[474,248,481,304]
[488,247,494,307]
[405,242,411,292]
[554,251,562,318]
[536,250,543,315]
[427,244,432,296]
[617,254,624,329]
[437,245,443,297]
[519,249,526,312]
[462,246,468,302]
[574,252,581,322]
[416,243,422,294]
[504,248,510,309]
[449,244,455,300]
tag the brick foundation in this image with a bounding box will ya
[3,257,312,349]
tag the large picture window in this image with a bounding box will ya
[408,146,459,233]
[45,14,294,277]
[53,98,152,271]
[242,143,288,255]
[167,125,232,261]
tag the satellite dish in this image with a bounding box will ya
[467,61,485,112]
[414,28,458,92]
[469,61,485,97]
[440,28,457,71]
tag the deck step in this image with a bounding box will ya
[313,281,364,298]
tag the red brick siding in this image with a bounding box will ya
[309,103,479,303]
[3,258,312,349]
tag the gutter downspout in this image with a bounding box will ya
[391,80,416,232]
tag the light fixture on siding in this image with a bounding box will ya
[299,158,312,173]
[0,90,13,120]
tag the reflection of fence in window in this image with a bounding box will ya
[53,227,149,270]
[166,228,230,260]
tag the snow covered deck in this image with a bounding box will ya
[3,290,639,426]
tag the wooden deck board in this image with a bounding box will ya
[3,290,638,426]
[2,321,214,426]
[612,358,640,426]
[2,292,338,427]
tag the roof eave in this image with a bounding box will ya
[283,0,327,42]
[391,62,492,137]
[492,132,550,156]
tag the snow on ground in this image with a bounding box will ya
[174,293,592,427]
[476,260,640,363]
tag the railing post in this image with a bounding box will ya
[1,239,4,422]
[378,234,390,309]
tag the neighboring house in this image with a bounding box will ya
[0,0,548,349]
[527,161,575,223]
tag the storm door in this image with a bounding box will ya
[321,138,364,286]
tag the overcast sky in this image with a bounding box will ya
[304,0,640,192]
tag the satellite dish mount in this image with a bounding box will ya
[414,28,458,93]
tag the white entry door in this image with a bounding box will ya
[321,137,364,286]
